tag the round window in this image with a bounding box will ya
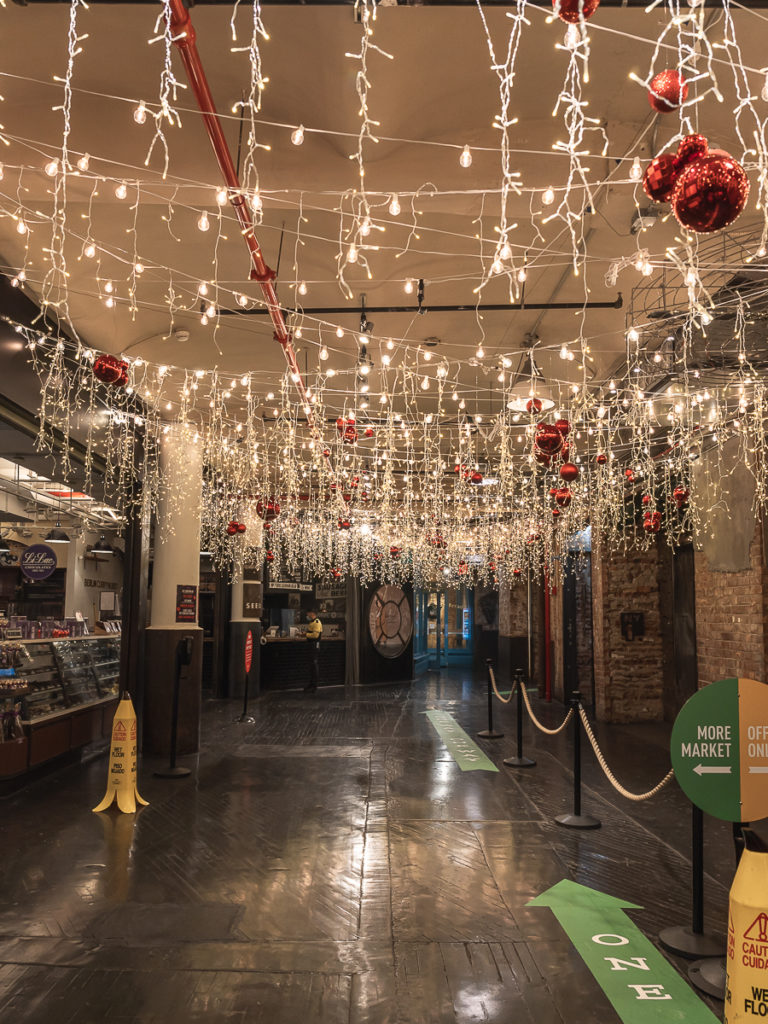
[368,585,413,659]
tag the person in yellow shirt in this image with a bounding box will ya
[304,609,323,692]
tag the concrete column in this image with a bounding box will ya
[144,424,204,755]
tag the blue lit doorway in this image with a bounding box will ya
[414,587,474,672]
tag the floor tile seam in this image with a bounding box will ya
[0,959,359,978]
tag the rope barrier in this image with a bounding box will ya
[578,706,675,802]
[488,666,517,704]
[520,683,575,735]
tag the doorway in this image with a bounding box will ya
[418,586,474,669]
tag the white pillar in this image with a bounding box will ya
[150,423,203,628]
[231,520,263,622]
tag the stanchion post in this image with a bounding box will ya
[555,691,600,829]
[154,635,193,779]
[659,803,726,959]
[504,668,535,768]
[237,657,255,725]
[477,658,504,739]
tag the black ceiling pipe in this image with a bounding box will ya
[211,294,623,316]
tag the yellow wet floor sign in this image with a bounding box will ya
[93,696,148,814]
[725,838,768,1022]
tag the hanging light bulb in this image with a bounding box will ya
[491,259,503,275]
[133,102,148,125]
[115,181,128,200]
[298,280,308,296]
[198,281,209,296]
[560,344,569,360]
[291,124,305,146]
[237,293,248,307]
[404,278,414,294]
[216,187,228,206]
[499,243,512,261]
[198,210,210,232]
[476,345,484,359]
[319,346,329,360]
[134,262,144,274]
[517,267,527,283]
[629,156,643,182]
[84,242,96,258]
[105,295,115,308]
[627,326,640,343]
[16,218,27,235]
[251,192,262,213]
[459,145,473,168]
[336,325,344,338]
[104,280,113,294]
[389,193,401,216]
[76,153,90,172]
[542,186,555,206]
[347,243,358,264]
[206,303,216,317]
[421,376,430,391]
[44,158,59,178]
[386,338,394,350]
[0,163,5,180]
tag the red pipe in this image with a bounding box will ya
[544,566,552,703]
[166,1,334,477]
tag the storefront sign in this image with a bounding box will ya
[529,880,718,1024]
[243,582,261,616]
[267,580,313,592]
[670,677,768,822]
[245,630,253,674]
[20,543,57,581]
[175,584,198,623]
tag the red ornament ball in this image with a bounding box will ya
[642,494,652,507]
[672,151,749,234]
[338,518,351,530]
[643,510,662,534]
[559,461,579,483]
[552,508,561,518]
[265,550,275,562]
[389,546,401,558]
[625,468,635,482]
[596,453,608,465]
[643,153,678,204]
[534,424,564,457]
[256,498,280,521]
[526,397,543,414]
[364,427,374,438]
[555,418,571,437]
[675,134,709,171]
[555,488,572,508]
[236,522,246,534]
[553,0,600,23]
[673,485,690,507]
[513,568,522,577]
[226,522,238,536]
[470,471,484,485]
[93,354,129,387]
[648,70,688,113]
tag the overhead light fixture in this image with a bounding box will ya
[91,535,114,556]
[45,521,71,544]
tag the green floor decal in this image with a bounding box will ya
[425,710,499,772]
[529,880,719,1024]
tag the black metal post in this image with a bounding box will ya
[555,691,600,829]
[504,668,536,768]
[154,636,193,779]
[659,803,727,959]
[477,658,504,739]
[237,658,255,724]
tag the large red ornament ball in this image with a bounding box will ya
[559,461,579,483]
[643,153,677,204]
[93,354,129,387]
[648,70,688,113]
[672,151,749,234]
[553,0,600,23]
[555,488,572,508]
[643,510,662,534]
[256,498,280,521]
[534,424,564,457]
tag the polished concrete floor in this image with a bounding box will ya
[0,670,748,1022]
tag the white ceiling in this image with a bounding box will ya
[0,0,764,419]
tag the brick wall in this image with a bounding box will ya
[694,521,768,687]
[591,532,665,722]
[498,576,544,690]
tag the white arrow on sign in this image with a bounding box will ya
[693,764,732,776]
[748,766,768,774]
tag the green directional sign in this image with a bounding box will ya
[529,880,719,1024]
[670,677,768,822]
[425,710,498,772]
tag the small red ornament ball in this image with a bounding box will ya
[552,508,561,518]
[675,134,708,171]
[256,497,280,520]
[553,0,600,23]
[555,418,571,437]
[673,485,690,507]
[236,522,246,534]
[596,453,608,465]
[648,70,688,113]
[625,468,635,482]
[470,471,484,485]
[555,488,572,508]
[93,354,129,387]
[364,427,374,438]
[643,153,678,204]
[643,510,662,534]
[226,522,238,536]
[559,461,579,483]
[338,518,351,530]
[389,546,401,558]
[513,568,522,577]
[535,423,564,457]
[265,550,274,562]
[642,494,652,506]
[673,151,749,234]
[526,397,543,414]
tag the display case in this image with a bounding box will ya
[54,641,101,706]
[87,637,120,698]
[17,642,68,722]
